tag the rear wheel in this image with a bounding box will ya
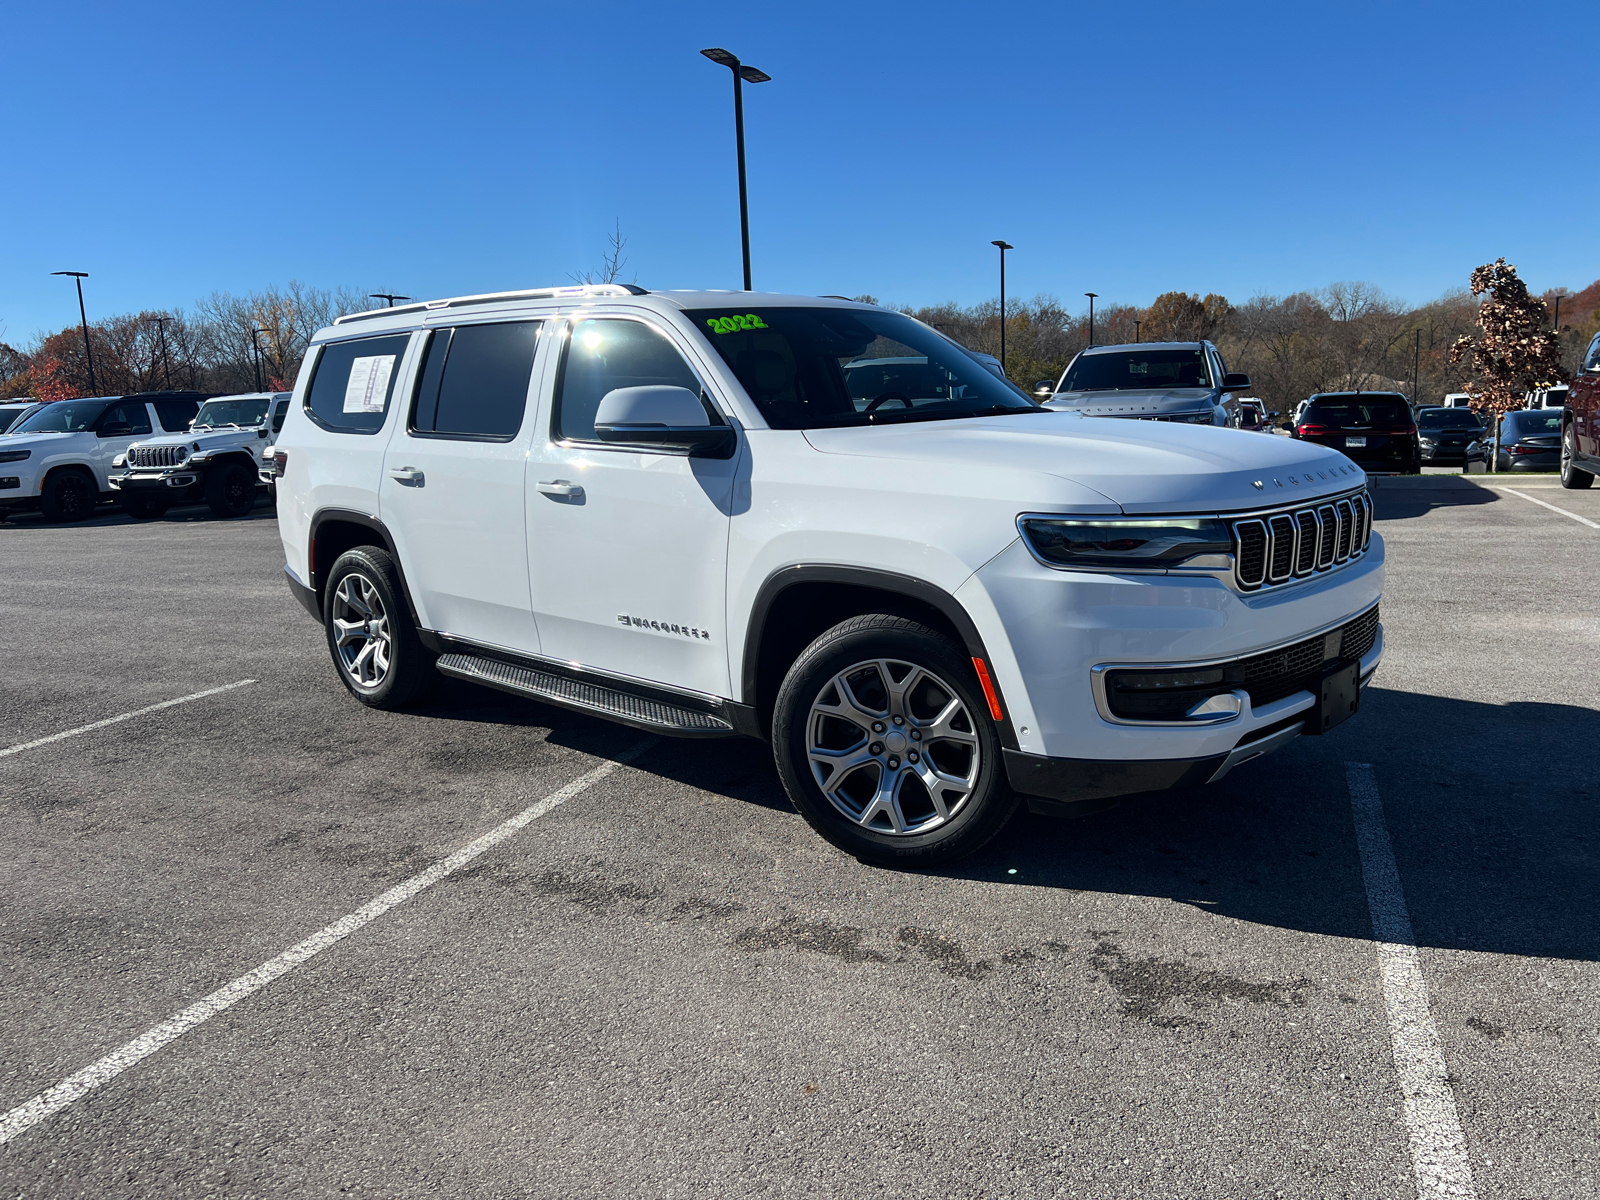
[323,546,435,708]
[772,614,1016,867]
[1560,424,1593,489]
[39,469,98,523]
[118,492,169,520]
[205,462,257,517]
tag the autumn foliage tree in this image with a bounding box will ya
[1448,258,1563,416]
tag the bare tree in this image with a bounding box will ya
[571,220,632,286]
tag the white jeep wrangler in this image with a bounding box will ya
[272,286,1384,865]
[110,392,291,519]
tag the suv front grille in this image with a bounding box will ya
[129,445,186,468]
[1231,488,1371,591]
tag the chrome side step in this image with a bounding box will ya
[435,652,736,737]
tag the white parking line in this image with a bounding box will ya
[0,680,258,759]
[1345,763,1477,1200]
[0,738,653,1145]
[1486,486,1600,529]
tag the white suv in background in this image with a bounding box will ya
[0,392,206,522]
[272,286,1384,865]
[110,392,291,519]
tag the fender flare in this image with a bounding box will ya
[740,564,1018,749]
[306,508,424,628]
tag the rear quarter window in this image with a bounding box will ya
[153,399,200,431]
[304,334,413,434]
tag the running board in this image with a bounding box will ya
[435,652,736,737]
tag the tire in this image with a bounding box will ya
[772,614,1017,867]
[39,469,98,523]
[205,462,257,518]
[118,492,169,520]
[323,546,436,709]
[1560,424,1593,489]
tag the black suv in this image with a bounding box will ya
[1292,393,1419,474]
[1417,407,1486,467]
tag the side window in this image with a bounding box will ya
[272,399,290,433]
[410,321,540,440]
[304,333,412,434]
[555,319,703,443]
[1585,334,1600,373]
[98,400,152,435]
[154,399,199,431]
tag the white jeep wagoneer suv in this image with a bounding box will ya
[273,286,1383,865]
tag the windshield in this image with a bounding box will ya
[1506,412,1562,435]
[686,307,1041,429]
[193,398,270,429]
[1059,348,1212,393]
[1305,397,1411,427]
[1418,410,1483,430]
[10,399,111,434]
[0,407,36,432]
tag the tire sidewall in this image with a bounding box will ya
[207,463,257,517]
[42,470,96,522]
[323,547,432,708]
[773,619,1012,865]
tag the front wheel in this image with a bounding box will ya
[205,462,258,517]
[323,546,436,708]
[772,614,1016,867]
[39,469,98,523]
[1560,424,1593,489]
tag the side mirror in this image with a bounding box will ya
[97,424,132,438]
[1032,380,1056,398]
[593,386,735,457]
[1222,373,1251,389]
[1268,411,1280,419]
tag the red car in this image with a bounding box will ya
[1562,330,1600,489]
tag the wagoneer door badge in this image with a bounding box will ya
[617,613,712,641]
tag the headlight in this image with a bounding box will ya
[1174,410,1215,424]
[1020,517,1232,571]
[1418,437,1436,447]
[0,449,31,464]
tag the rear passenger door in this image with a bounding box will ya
[379,319,548,655]
[89,400,154,488]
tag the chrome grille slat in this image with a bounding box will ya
[1230,487,1372,591]
[129,445,186,468]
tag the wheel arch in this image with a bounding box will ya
[308,509,423,627]
[741,565,1018,748]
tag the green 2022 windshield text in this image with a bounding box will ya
[706,314,769,335]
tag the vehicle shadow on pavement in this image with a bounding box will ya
[0,499,277,529]
[942,685,1600,963]
[1369,476,1499,522]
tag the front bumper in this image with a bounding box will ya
[1005,632,1382,809]
[109,469,201,491]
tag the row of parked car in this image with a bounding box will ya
[0,390,289,522]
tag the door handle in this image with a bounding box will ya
[389,466,424,485]
[537,479,584,498]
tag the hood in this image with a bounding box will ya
[132,427,263,452]
[0,431,81,451]
[1045,388,1217,418]
[803,412,1365,514]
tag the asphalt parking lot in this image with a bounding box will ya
[2,478,1597,1200]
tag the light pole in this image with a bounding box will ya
[150,315,173,389]
[1411,328,1420,408]
[250,327,268,392]
[700,48,771,291]
[1134,319,1142,344]
[51,271,98,395]
[1085,292,1098,347]
[991,240,1013,373]
[370,293,411,308]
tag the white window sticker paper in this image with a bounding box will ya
[342,355,396,414]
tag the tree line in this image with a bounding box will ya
[4,268,1595,412]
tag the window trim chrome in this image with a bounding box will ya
[1089,601,1381,727]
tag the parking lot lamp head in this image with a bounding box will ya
[991,241,1013,373]
[370,293,411,308]
[700,48,770,292]
[51,271,98,396]
[1085,292,1098,347]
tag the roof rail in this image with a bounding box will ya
[334,283,649,325]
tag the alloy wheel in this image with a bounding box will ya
[331,572,392,689]
[806,657,980,835]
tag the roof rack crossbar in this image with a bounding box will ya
[333,283,650,325]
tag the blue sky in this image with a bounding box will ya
[3,0,1596,342]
